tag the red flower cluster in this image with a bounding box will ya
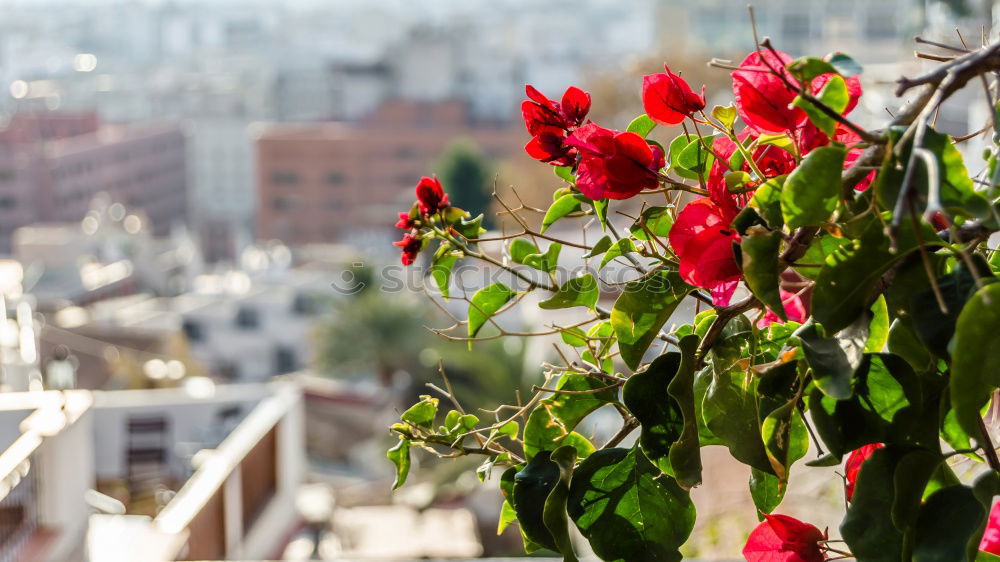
[757,289,808,328]
[743,514,827,562]
[642,65,706,126]
[565,123,665,200]
[522,85,591,166]
[844,443,883,501]
[980,500,1000,556]
[393,176,452,265]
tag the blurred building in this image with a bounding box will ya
[253,100,520,250]
[0,112,188,253]
[0,381,305,562]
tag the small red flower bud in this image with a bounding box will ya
[844,443,883,502]
[415,176,450,216]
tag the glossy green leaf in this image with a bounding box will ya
[513,451,560,552]
[560,327,588,347]
[511,240,561,273]
[554,165,575,184]
[666,335,703,489]
[584,235,613,258]
[841,447,905,561]
[454,214,485,239]
[567,448,695,562]
[749,467,785,517]
[468,283,516,338]
[611,269,691,370]
[431,247,459,299]
[627,114,657,138]
[630,206,674,241]
[748,176,785,230]
[702,366,774,474]
[910,257,993,359]
[523,374,617,459]
[759,390,809,481]
[711,104,738,129]
[592,199,609,230]
[600,238,638,269]
[787,56,839,82]
[668,134,699,181]
[865,295,890,353]
[800,315,869,400]
[539,274,600,310]
[913,486,986,562]
[741,227,786,321]
[794,233,847,281]
[542,446,579,561]
[781,144,846,229]
[950,283,1000,438]
[622,352,684,475]
[676,136,715,180]
[401,395,438,428]
[542,193,584,233]
[793,74,848,137]
[386,438,411,490]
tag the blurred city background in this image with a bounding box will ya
[0,0,994,560]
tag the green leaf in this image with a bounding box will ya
[711,104,737,129]
[554,165,575,184]
[793,74,848,137]
[748,176,785,230]
[498,499,518,535]
[676,136,715,180]
[950,283,1000,438]
[454,214,485,239]
[630,206,674,241]
[800,315,869,400]
[827,52,863,78]
[523,374,617,459]
[592,199,609,230]
[913,486,986,562]
[668,134,699,181]
[542,446,579,561]
[749,467,785,517]
[841,447,905,561]
[600,238,638,270]
[622,352,684,475]
[781,144,846,229]
[510,239,561,273]
[431,245,459,299]
[560,327,588,347]
[386,438,411,490]
[567,448,695,562]
[794,233,847,280]
[539,274,600,310]
[759,391,809,482]
[401,395,438,428]
[542,193,584,233]
[808,354,925,458]
[702,366,774,474]
[468,283,516,338]
[865,295,890,353]
[787,56,840,82]
[667,335,703,489]
[513,451,560,552]
[611,269,691,370]
[741,227,785,321]
[627,114,657,138]
[584,235,613,257]
[812,218,941,334]
[910,257,994,359]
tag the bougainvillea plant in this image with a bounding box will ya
[387,28,1000,561]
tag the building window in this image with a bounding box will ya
[274,346,297,374]
[272,197,294,211]
[235,306,259,330]
[270,170,300,185]
[0,169,14,182]
[326,172,346,185]
[292,293,320,316]
[182,319,204,342]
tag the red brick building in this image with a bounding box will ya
[253,101,521,246]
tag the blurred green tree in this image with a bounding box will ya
[435,139,495,228]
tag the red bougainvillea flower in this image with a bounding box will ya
[706,130,793,211]
[565,123,664,200]
[395,212,417,230]
[743,514,827,562]
[757,289,808,329]
[415,176,450,216]
[980,500,1000,556]
[521,85,591,166]
[642,65,706,125]
[393,232,422,266]
[733,50,805,135]
[669,196,740,306]
[844,443,884,501]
